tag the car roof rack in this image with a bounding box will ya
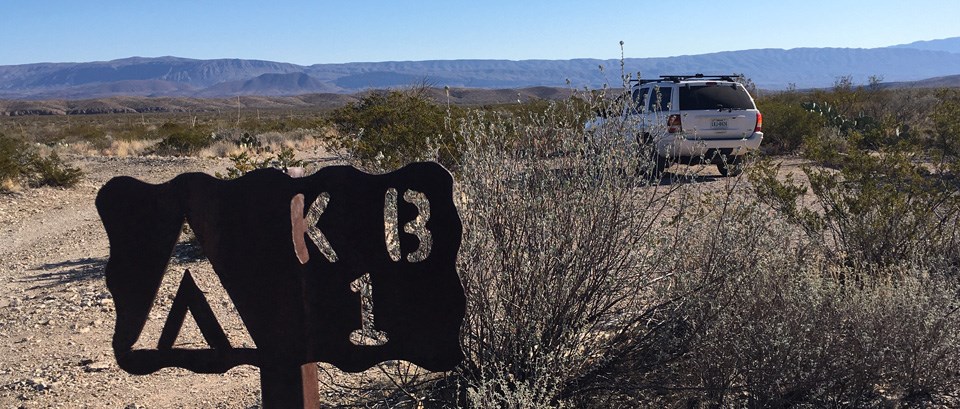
[629,73,742,85]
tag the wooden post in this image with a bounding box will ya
[259,362,319,408]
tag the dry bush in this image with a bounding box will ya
[451,107,683,407]
[94,138,160,157]
[659,201,960,407]
[200,139,243,158]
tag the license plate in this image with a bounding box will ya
[711,119,728,128]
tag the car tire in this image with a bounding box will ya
[717,156,744,177]
[582,132,602,159]
[635,133,668,181]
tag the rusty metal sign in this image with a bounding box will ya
[96,162,465,407]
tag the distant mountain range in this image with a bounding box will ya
[1,38,959,100]
[0,87,579,116]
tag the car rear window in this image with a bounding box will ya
[678,84,754,110]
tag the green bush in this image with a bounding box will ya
[752,150,960,272]
[215,146,304,180]
[153,122,214,155]
[328,87,456,171]
[756,98,825,154]
[62,123,110,149]
[28,151,83,188]
[1,133,31,188]
[931,89,960,169]
[752,83,960,273]
[1,132,82,191]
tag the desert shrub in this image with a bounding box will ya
[931,89,960,169]
[753,81,960,273]
[328,87,460,171]
[755,98,825,154]
[28,151,83,187]
[153,122,214,156]
[111,123,154,141]
[609,185,960,408]
[215,146,304,180]
[0,133,27,171]
[323,93,701,407]
[752,148,960,273]
[492,97,595,159]
[0,132,31,189]
[722,84,960,407]
[61,123,111,149]
[1,132,82,190]
[667,242,960,407]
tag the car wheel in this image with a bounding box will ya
[582,132,601,159]
[717,156,744,177]
[636,142,668,181]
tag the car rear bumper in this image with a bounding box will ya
[655,131,763,158]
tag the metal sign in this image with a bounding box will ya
[96,162,465,407]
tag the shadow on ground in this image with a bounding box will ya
[511,166,724,188]
[23,241,205,289]
[26,257,106,288]
[654,169,724,185]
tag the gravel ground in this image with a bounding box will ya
[0,155,265,408]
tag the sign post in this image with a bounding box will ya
[96,162,465,407]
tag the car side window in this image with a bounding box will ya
[648,86,672,112]
[632,87,649,114]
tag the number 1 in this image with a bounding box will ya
[349,273,389,346]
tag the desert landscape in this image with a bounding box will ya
[4,0,960,405]
[1,74,960,408]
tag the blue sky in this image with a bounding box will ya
[1,0,958,65]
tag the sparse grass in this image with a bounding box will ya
[101,138,161,157]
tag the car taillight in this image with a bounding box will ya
[754,112,763,132]
[667,114,682,133]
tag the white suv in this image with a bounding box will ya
[591,74,763,177]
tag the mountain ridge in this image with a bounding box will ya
[0,86,578,116]
[889,37,960,53]
[1,38,959,100]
